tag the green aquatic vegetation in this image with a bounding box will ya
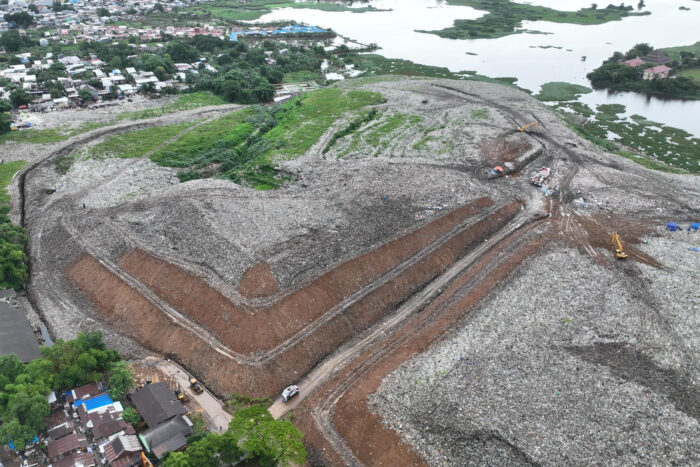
[535,82,592,102]
[422,0,650,39]
[555,102,698,173]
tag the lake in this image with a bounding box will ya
[255,0,700,136]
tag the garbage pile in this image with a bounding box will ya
[529,167,551,187]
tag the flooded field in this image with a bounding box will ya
[256,0,700,135]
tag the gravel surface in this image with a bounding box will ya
[370,234,700,466]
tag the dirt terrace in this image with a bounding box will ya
[67,199,521,397]
[116,197,494,355]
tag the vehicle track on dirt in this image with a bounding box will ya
[268,192,545,420]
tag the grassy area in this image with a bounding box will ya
[535,82,593,101]
[661,41,700,60]
[283,70,322,83]
[471,108,489,119]
[0,128,67,145]
[84,122,195,159]
[677,68,700,83]
[263,87,385,159]
[424,0,650,39]
[1,93,227,147]
[114,92,228,121]
[150,110,254,166]
[0,160,28,205]
[555,101,698,173]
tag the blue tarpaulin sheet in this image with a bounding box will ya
[667,222,678,231]
[73,393,112,410]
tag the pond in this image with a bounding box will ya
[255,0,700,136]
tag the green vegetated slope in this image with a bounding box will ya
[63,88,384,189]
[423,0,650,39]
[0,160,29,289]
[188,0,383,21]
[535,82,592,101]
[662,41,700,60]
[555,102,699,174]
[0,92,227,146]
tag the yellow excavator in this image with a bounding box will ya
[518,121,538,132]
[610,232,628,259]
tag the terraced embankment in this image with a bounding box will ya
[67,198,522,397]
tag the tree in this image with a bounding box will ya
[97,7,110,17]
[9,89,33,107]
[0,30,22,52]
[121,407,141,425]
[0,419,35,452]
[166,43,198,63]
[78,88,94,102]
[10,392,50,432]
[229,404,306,467]
[0,243,28,289]
[3,12,35,29]
[0,112,10,135]
[183,434,221,467]
[162,452,191,467]
[0,99,11,112]
[107,361,133,401]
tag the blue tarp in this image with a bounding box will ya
[691,222,699,231]
[667,222,678,231]
[73,393,113,410]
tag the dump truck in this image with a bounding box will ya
[282,385,299,403]
[189,377,204,394]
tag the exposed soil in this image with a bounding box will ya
[237,261,279,298]
[117,197,495,355]
[480,136,532,163]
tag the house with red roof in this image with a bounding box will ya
[643,65,671,80]
[623,57,645,67]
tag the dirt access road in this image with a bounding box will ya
[156,358,232,434]
[268,192,545,419]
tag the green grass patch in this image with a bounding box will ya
[86,122,194,159]
[425,0,649,39]
[364,113,422,150]
[662,41,700,60]
[283,70,322,83]
[0,128,67,145]
[323,108,378,154]
[263,87,385,159]
[677,68,700,83]
[114,92,228,121]
[470,108,489,120]
[150,110,254,166]
[535,82,592,101]
[0,160,28,205]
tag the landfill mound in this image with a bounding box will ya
[17,77,700,466]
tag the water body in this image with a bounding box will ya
[256,0,700,135]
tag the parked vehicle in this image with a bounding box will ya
[281,385,299,403]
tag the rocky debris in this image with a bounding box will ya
[370,236,700,466]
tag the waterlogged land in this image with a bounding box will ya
[556,101,699,173]
[187,0,386,22]
[423,0,650,39]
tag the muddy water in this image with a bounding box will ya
[256,0,700,135]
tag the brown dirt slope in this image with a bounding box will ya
[237,261,279,298]
[118,197,494,355]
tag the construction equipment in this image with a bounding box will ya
[141,451,154,467]
[189,377,204,394]
[518,121,538,132]
[610,232,628,259]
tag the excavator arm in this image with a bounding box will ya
[611,232,628,259]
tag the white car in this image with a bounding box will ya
[282,385,299,403]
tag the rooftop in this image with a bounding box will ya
[0,301,40,363]
[130,382,186,428]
